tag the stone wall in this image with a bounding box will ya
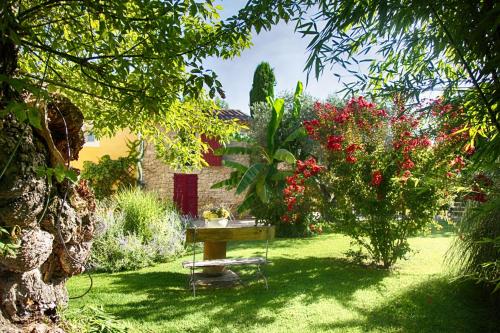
[142,142,250,217]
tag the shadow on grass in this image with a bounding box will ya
[227,236,322,251]
[416,229,456,238]
[104,256,389,331]
[315,278,500,333]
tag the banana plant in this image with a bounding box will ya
[211,82,306,213]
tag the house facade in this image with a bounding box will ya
[142,109,251,218]
[71,128,137,169]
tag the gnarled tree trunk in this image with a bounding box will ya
[0,95,95,332]
[1,5,95,331]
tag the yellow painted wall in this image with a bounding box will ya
[71,129,137,169]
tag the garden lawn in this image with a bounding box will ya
[67,233,499,333]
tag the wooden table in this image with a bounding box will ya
[185,220,275,285]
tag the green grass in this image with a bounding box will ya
[67,233,499,333]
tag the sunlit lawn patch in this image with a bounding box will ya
[67,233,498,333]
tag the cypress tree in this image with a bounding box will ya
[249,62,276,117]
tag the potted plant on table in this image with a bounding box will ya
[202,207,231,228]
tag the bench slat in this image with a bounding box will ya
[182,257,267,268]
[185,226,275,243]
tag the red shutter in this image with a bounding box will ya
[202,135,222,166]
[173,174,198,217]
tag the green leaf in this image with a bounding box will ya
[266,97,285,152]
[211,171,240,189]
[211,178,236,189]
[292,81,303,119]
[255,170,270,203]
[236,163,265,194]
[270,170,294,181]
[7,101,27,123]
[27,107,42,129]
[273,148,296,164]
[65,169,78,183]
[54,164,66,183]
[222,159,248,173]
[283,126,307,144]
[237,192,257,214]
[214,146,252,156]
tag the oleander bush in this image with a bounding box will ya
[89,188,185,272]
[284,97,469,267]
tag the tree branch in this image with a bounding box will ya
[22,73,121,103]
[79,65,143,94]
[20,39,92,67]
[17,0,84,21]
[430,5,500,133]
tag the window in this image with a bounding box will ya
[84,131,99,147]
[201,135,222,166]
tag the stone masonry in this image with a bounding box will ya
[142,141,250,217]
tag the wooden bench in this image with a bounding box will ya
[182,257,267,268]
[183,222,275,296]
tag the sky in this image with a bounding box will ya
[203,1,364,115]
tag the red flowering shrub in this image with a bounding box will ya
[286,96,469,268]
[281,157,324,235]
[371,170,383,187]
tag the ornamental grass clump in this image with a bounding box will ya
[89,188,185,272]
[115,188,167,242]
[284,96,470,268]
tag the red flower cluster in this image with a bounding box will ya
[431,98,464,119]
[281,157,323,222]
[303,119,320,138]
[332,111,351,124]
[430,99,471,156]
[401,170,412,183]
[371,170,383,186]
[327,135,344,151]
[305,96,392,182]
[401,158,415,170]
[345,143,362,163]
[300,96,471,205]
[450,155,465,173]
[347,96,376,109]
[346,155,357,164]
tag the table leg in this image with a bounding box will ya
[203,241,227,276]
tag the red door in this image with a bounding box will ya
[173,174,198,217]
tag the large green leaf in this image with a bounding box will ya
[292,81,303,119]
[283,126,307,144]
[270,170,294,181]
[222,159,248,173]
[273,148,296,164]
[214,146,253,156]
[266,97,285,153]
[237,192,257,214]
[256,170,270,203]
[211,171,240,189]
[236,163,266,194]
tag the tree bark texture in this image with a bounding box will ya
[0,95,95,331]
